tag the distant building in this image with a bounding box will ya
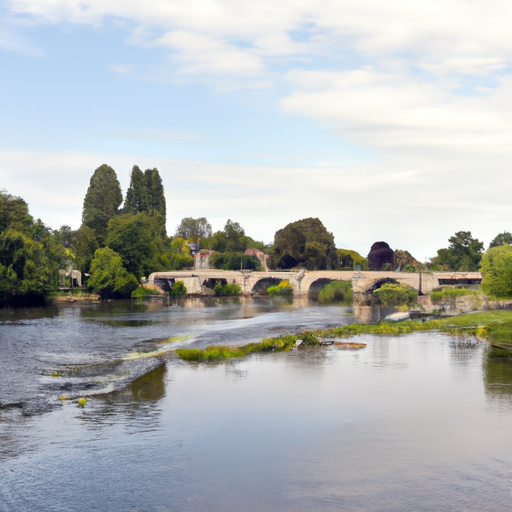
[59,269,82,288]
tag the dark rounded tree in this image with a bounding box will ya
[271,218,337,270]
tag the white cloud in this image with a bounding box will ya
[156,30,264,76]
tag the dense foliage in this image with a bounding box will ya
[430,231,484,271]
[213,282,242,296]
[209,251,262,271]
[337,249,367,269]
[318,281,353,304]
[82,164,123,246]
[88,248,138,298]
[271,217,337,270]
[372,283,417,307]
[0,190,70,306]
[480,245,512,298]
[488,232,512,249]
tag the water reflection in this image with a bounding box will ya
[353,305,398,323]
[80,365,167,432]
[483,346,512,409]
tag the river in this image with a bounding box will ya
[1,298,512,511]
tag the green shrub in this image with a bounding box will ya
[373,283,417,307]
[430,287,479,303]
[318,280,352,304]
[213,281,242,296]
[267,279,293,297]
[170,280,187,296]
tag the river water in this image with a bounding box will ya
[1,298,512,511]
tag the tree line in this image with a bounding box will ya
[2,163,512,304]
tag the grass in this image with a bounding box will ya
[131,285,162,298]
[173,311,512,363]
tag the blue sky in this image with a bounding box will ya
[2,0,512,260]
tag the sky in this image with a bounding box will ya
[2,0,512,261]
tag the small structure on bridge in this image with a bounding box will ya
[194,249,217,270]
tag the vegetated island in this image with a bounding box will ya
[174,311,512,362]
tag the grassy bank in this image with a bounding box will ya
[174,311,512,363]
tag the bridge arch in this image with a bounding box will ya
[365,277,399,293]
[202,278,227,290]
[308,278,335,299]
[252,277,284,295]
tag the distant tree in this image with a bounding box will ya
[73,225,99,273]
[144,168,166,235]
[337,249,367,269]
[480,245,512,298]
[430,231,484,271]
[202,219,252,253]
[271,218,337,270]
[82,164,123,245]
[124,166,147,215]
[489,232,512,249]
[394,249,418,272]
[210,252,262,271]
[88,247,138,298]
[175,217,212,242]
[0,190,33,234]
[106,213,158,279]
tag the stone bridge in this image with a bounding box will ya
[148,270,482,297]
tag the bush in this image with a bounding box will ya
[373,283,417,307]
[267,279,293,297]
[318,281,352,304]
[170,280,187,296]
[213,281,242,296]
[430,287,479,303]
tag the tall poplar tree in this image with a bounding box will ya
[82,164,122,246]
[144,168,166,235]
[124,165,147,215]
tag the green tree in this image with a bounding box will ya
[271,218,337,270]
[430,231,484,271]
[175,217,212,242]
[82,164,123,245]
[489,232,512,249]
[106,213,158,279]
[480,245,512,298]
[88,247,138,298]
[0,190,33,234]
[73,224,98,273]
[144,168,166,235]
[210,252,262,271]
[337,248,367,270]
[124,165,147,215]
